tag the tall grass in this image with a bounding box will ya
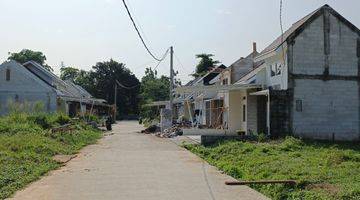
[185,137,360,200]
[0,112,102,199]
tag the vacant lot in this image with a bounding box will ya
[0,113,102,199]
[185,137,360,200]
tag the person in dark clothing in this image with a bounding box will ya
[106,115,112,131]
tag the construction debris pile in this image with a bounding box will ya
[141,125,160,134]
[141,124,184,138]
[155,126,183,138]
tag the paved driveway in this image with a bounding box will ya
[9,121,268,200]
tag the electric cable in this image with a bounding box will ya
[122,0,167,62]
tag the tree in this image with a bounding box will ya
[193,53,220,77]
[59,60,140,118]
[60,67,80,82]
[86,59,140,117]
[8,49,53,71]
[74,70,94,93]
[139,68,170,121]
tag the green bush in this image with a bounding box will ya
[55,113,71,125]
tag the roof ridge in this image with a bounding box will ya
[257,4,331,57]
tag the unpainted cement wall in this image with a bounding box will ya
[290,9,360,141]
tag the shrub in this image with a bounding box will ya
[257,133,268,143]
[279,136,304,151]
[55,114,71,125]
[32,114,52,129]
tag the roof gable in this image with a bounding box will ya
[257,4,360,57]
[0,60,55,93]
[23,61,82,97]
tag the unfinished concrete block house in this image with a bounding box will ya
[176,5,360,141]
[0,60,110,117]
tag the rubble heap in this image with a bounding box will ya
[155,125,183,138]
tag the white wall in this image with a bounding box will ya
[228,90,246,132]
[264,45,288,90]
[0,61,57,115]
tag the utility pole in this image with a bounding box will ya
[169,46,174,121]
[114,82,118,120]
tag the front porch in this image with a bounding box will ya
[175,84,269,136]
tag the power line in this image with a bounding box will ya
[116,80,139,90]
[174,52,186,71]
[280,0,284,44]
[154,48,170,70]
[280,0,286,65]
[125,0,150,46]
[174,52,193,74]
[122,0,166,62]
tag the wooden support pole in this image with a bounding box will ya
[225,180,296,186]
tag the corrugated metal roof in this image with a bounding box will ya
[23,61,107,104]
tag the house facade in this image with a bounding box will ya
[0,61,58,115]
[0,60,110,117]
[175,4,360,141]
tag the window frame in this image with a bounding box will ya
[5,69,10,81]
[242,104,246,122]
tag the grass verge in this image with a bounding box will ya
[184,137,360,200]
[0,113,102,199]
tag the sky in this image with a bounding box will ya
[0,0,359,84]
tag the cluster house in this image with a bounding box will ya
[0,60,110,117]
[175,5,360,141]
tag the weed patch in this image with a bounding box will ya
[184,138,360,200]
[0,113,102,199]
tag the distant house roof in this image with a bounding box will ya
[257,4,360,58]
[196,64,227,85]
[65,80,93,98]
[22,61,107,105]
[227,51,259,83]
[185,64,226,86]
[185,76,202,86]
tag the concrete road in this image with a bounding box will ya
[9,121,268,200]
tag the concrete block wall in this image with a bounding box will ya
[289,9,360,141]
[328,14,359,76]
[292,16,325,75]
[293,79,359,141]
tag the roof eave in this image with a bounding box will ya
[254,50,276,62]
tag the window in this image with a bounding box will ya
[270,65,275,76]
[296,100,303,112]
[276,63,282,75]
[5,69,10,81]
[270,63,282,77]
[242,104,246,122]
[222,78,228,85]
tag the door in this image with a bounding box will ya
[241,97,247,132]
